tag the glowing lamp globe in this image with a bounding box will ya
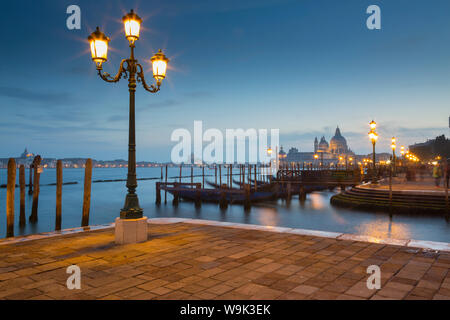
[88,27,110,68]
[151,49,170,82]
[369,120,377,130]
[123,10,142,44]
[368,131,378,142]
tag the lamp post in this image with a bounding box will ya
[267,148,273,179]
[88,10,169,220]
[391,137,396,176]
[368,120,378,184]
[314,154,319,169]
[320,152,324,169]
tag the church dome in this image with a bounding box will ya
[329,127,348,154]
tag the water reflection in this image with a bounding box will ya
[309,193,326,210]
[355,218,411,240]
[257,207,279,227]
[0,167,449,242]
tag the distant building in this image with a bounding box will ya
[20,148,34,159]
[409,135,450,160]
[283,126,354,165]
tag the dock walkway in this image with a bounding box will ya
[0,220,449,300]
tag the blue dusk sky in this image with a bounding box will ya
[0,0,449,161]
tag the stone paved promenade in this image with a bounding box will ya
[0,222,449,300]
[360,176,448,195]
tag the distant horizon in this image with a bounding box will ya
[2,131,447,163]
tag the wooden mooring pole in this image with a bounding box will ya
[19,164,26,227]
[244,184,251,211]
[29,155,41,223]
[287,182,292,202]
[195,184,201,208]
[55,160,62,231]
[179,164,182,183]
[81,158,92,227]
[239,164,242,188]
[165,165,168,204]
[230,164,233,188]
[215,165,217,185]
[299,184,306,202]
[219,165,222,186]
[28,163,33,195]
[6,158,16,237]
[219,189,228,209]
[173,182,179,206]
[155,182,161,205]
[202,166,205,188]
[254,164,257,192]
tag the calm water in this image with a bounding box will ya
[0,167,449,242]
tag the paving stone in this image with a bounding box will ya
[0,222,447,300]
[292,284,319,295]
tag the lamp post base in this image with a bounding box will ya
[115,216,148,244]
[120,193,143,219]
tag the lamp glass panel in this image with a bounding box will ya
[90,40,108,62]
[152,60,167,80]
[124,20,140,39]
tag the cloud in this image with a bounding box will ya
[0,86,73,105]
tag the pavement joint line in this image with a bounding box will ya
[0,218,449,252]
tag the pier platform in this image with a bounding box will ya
[331,176,449,214]
[0,219,449,300]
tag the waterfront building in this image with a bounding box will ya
[283,126,355,165]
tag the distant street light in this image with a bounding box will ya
[88,10,169,219]
[368,120,378,184]
[391,137,396,175]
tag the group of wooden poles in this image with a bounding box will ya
[155,163,272,208]
[4,156,93,238]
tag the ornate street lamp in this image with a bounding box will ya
[368,120,378,184]
[391,137,396,175]
[314,154,319,169]
[88,10,169,219]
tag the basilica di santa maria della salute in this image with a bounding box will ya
[280,127,356,165]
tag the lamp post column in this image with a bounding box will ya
[372,141,377,183]
[121,46,143,219]
[392,149,396,176]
